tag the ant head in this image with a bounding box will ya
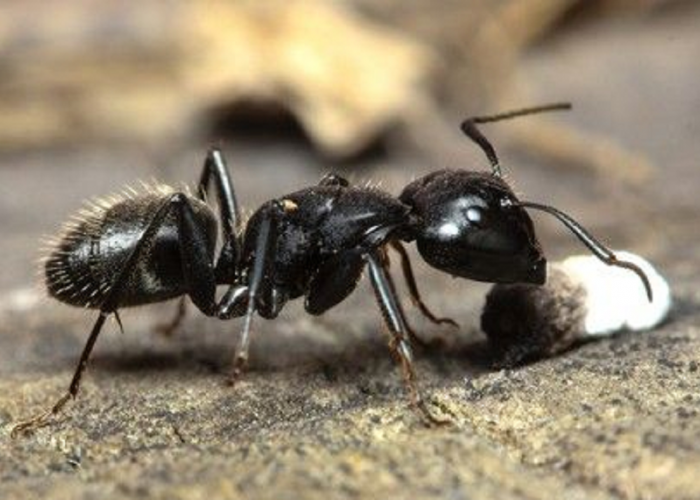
[399,170,546,284]
[420,101,652,300]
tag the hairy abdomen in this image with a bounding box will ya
[44,184,217,309]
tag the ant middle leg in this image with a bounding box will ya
[221,201,284,383]
[154,296,188,337]
[366,248,449,426]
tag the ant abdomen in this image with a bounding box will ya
[44,183,217,309]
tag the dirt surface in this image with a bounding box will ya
[2,5,700,500]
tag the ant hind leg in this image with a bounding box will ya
[197,147,242,284]
[12,193,220,437]
[11,312,109,437]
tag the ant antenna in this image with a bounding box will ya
[460,103,572,177]
[518,200,653,302]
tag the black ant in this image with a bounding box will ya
[11,103,652,436]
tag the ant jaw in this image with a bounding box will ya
[416,240,547,286]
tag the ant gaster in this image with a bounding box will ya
[12,103,652,436]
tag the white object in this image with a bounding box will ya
[560,252,672,336]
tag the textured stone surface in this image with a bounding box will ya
[1,5,700,500]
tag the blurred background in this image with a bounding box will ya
[2,2,700,498]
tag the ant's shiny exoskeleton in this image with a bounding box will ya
[12,103,651,436]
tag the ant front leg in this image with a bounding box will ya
[12,193,219,437]
[366,248,449,426]
[388,240,458,333]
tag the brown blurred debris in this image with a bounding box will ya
[184,1,437,159]
[0,0,436,159]
[0,0,675,175]
[355,0,665,182]
[505,117,655,183]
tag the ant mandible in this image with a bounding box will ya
[12,103,652,436]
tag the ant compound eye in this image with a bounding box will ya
[466,206,484,227]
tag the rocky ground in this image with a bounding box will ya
[1,4,700,499]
